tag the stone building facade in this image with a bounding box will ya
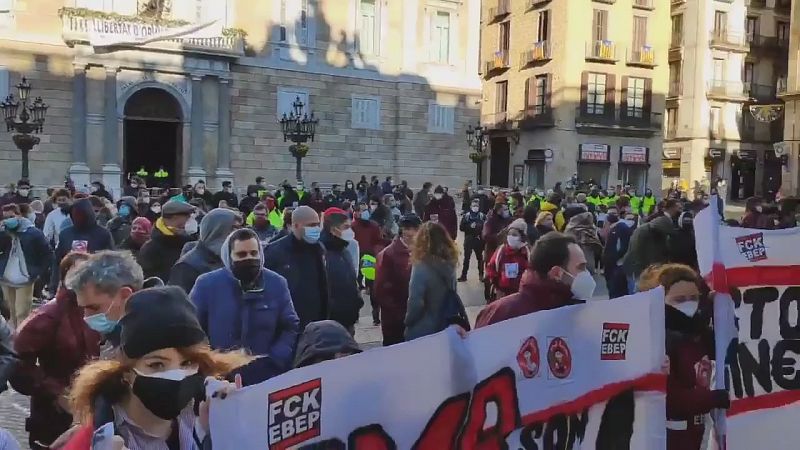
[0,0,481,196]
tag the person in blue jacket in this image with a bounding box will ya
[190,228,299,386]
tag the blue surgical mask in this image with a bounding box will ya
[360,210,371,221]
[3,218,19,231]
[303,225,322,244]
[119,205,131,217]
[84,312,118,335]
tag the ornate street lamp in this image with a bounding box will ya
[279,96,319,183]
[466,124,488,185]
[0,77,48,181]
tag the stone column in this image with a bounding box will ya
[187,74,207,185]
[69,63,90,188]
[215,76,234,187]
[101,66,121,199]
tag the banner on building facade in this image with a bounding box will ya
[695,199,800,450]
[87,18,218,47]
[208,291,667,449]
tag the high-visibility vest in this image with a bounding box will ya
[629,196,643,214]
[586,195,602,207]
[642,195,657,215]
[154,169,169,179]
[136,167,149,177]
[360,254,377,281]
[245,209,284,229]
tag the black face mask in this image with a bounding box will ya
[232,258,261,284]
[59,205,71,214]
[606,213,619,224]
[132,370,204,420]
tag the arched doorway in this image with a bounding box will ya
[123,87,183,187]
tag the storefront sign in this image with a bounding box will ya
[579,144,610,162]
[736,149,756,160]
[707,148,725,159]
[620,146,649,164]
[662,148,682,160]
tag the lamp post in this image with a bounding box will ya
[279,96,319,183]
[0,77,48,181]
[466,124,488,185]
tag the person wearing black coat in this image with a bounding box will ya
[320,213,363,333]
[341,181,358,203]
[459,199,485,282]
[239,185,261,218]
[602,213,634,299]
[137,200,196,283]
[89,181,114,203]
[668,212,698,270]
[211,181,239,209]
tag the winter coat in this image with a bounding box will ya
[0,219,52,285]
[0,192,32,207]
[665,306,722,450]
[251,223,279,245]
[622,215,675,278]
[11,288,100,446]
[0,316,14,394]
[413,189,431,217]
[50,200,113,290]
[482,212,511,262]
[191,232,299,386]
[460,210,485,240]
[169,209,237,294]
[211,190,239,209]
[351,218,384,256]
[476,270,581,327]
[374,237,412,345]
[405,258,457,341]
[106,197,139,246]
[264,234,329,330]
[485,244,529,296]
[43,208,70,246]
[137,220,195,283]
[423,198,458,239]
[319,232,363,329]
[293,320,362,368]
[117,236,145,260]
[239,185,261,217]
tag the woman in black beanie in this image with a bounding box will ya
[62,286,251,450]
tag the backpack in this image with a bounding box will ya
[433,269,471,333]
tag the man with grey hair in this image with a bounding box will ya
[264,206,329,329]
[65,250,144,349]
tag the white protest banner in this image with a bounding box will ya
[87,19,218,47]
[209,291,667,449]
[695,198,800,450]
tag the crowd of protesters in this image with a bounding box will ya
[0,171,792,449]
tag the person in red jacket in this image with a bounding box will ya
[485,218,529,300]
[374,214,421,346]
[643,263,729,450]
[11,252,100,450]
[423,185,457,239]
[351,201,385,324]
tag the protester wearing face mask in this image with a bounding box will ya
[11,252,97,450]
[107,197,139,246]
[247,203,279,245]
[622,199,678,293]
[122,177,142,198]
[350,202,383,315]
[564,212,603,276]
[476,232,594,327]
[238,184,261,218]
[144,200,161,223]
[51,199,114,294]
[740,196,770,229]
[485,219,529,300]
[89,181,113,203]
[4,179,34,206]
[137,200,196,283]
[264,206,330,330]
[191,229,298,386]
[63,286,251,450]
[44,189,73,247]
[119,217,152,260]
[423,185,457,239]
[637,264,728,450]
[459,199,486,282]
[189,180,213,206]
[319,208,364,334]
[212,180,239,209]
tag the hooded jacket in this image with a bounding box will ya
[190,230,300,386]
[211,188,239,210]
[538,201,566,231]
[52,199,114,289]
[137,217,195,283]
[0,217,52,286]
[107,196,139,246]
[622,215,675,277]
[293,320,361,368]
[319,231,363,329]
[169,209,238,294]
[238,185,261,218]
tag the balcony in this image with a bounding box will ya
[484,50,510,76]
[520,41,552,66]
[527,0,552,8]
[707,80,749,101]
[747,83,777,102]
[666,127,677,140]
[709,30,750,52]
[749,34,790,52]
[585,40,617,63]
[746,0,766,7]
[593,0,616,4]
[671,0,687,6]
[775,0,791,14]
[668,80,682,98]
[487,0,511,22]
[59,7,244,57]
[633,0,655,10]
[574,106,662,137]
[627,46,656,67]
[482,111,511,130]
[517,107,555,129]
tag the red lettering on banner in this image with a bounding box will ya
[457,368,520,450]
[411,394,470,450]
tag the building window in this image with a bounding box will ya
[279,0,309,45]
[626,77,646,118]
[671,14,683,45]
[430,11,450,63]
[587,73,607,115]
[714,11,727,35]
[743,62,754,85]
[499,21,510,53]
[277,88,310,118]
[526,75,549,114]
[632,15,647,49]
[745,16,758,42]
[352,95,380,130]
[666,107,677,136]
[496,81,508,113]
[537,10,550,42]
[592,9,608,41]
[279,0,287,41]
[713,58,724,82]
[777,21,789,42]
[710,106,721,135]
[428,103,455,134]
[359,0,377,55]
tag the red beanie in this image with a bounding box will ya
[324,207,347,217]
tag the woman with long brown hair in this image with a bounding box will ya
[404,222,465,340]
[62,286,251,450]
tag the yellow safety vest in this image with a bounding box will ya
[642,195,657,215]
[360,254,377,281]
[246,209,284,229]
[154,169,169,179]
[630,196,643,214]
[136,167,149,177]
[586,195,602,207]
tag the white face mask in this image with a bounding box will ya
[621,219,635,228]
[339,228,355,241]
[185,217,199,235]
[471,206,480,213]
[755,205,763,213]
[564,270,596,300]
[506,235,523,249]
[18,189,29,196]
[670,301,699,317]
[434,193,443,200]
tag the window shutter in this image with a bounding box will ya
[620,76,629,119]
[545,74,553,111]
[580,71,589,111]
[643,78,653,118]
[524,77,532,109]
[605,74,616,118]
